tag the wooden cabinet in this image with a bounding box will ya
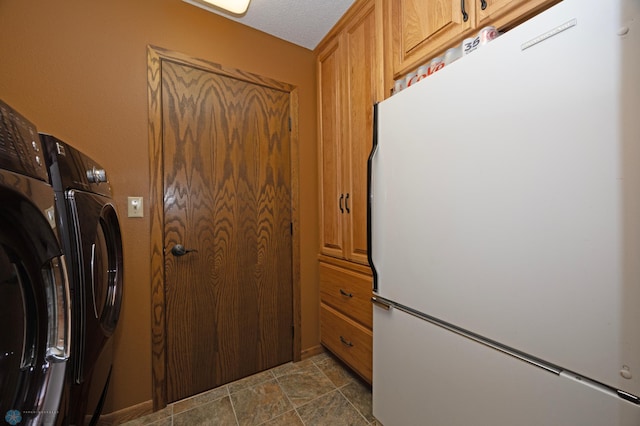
[476,0,559,30]
[388,0,474,79]
[386,0,560,81]
[316,0,383,266]
[315,0,381,383]
[319,261,373,383]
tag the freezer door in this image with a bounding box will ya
[373,305,640,426]
[371,0,640,397]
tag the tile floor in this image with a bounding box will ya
[120,352,379,426]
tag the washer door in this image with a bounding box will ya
[0,181,70,425]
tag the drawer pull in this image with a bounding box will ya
[339,289,353,298]
[340,336,354,347]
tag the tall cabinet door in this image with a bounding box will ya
[318,37,346,259]
[343,2,379,265]
[317,0,382,265]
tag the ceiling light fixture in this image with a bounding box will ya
[184,0,251,15]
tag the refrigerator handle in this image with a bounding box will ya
[371,296,391,311]
[367,103,379,292]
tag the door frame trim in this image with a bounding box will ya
[146,45,302,410]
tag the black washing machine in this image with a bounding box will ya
[0,100,71,425]
[40,135,123,426]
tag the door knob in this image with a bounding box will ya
[170,244,197,257]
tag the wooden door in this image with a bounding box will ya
[161,60,293,403]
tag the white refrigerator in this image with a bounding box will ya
[369,0,640,424]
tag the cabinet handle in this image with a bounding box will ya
[480,0,487,10]
[339,194,344,213]
[340,336,354,347]
[339,289,353,298]
[345,193,350,213]
[461,0,469,22]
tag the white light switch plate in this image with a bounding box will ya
[127,196,144,218]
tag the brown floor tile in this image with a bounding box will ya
[230,379,292,426]
[308,352,331,363]
[339,380,374,423]
[270,358,315,378]
[296,390,369,426]
[117,351,376,426]
[144,419,172,426]
[228,370,276,394]
[256,409,304,425]
[314,355,357,387]
[173,385,229,415]
[276,363,336,408]
[118,406,172,426]
[172,396,237,426]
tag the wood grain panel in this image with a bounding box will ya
[476,0,560,30]
[344,3,377,265]
[399,0,458,54]
[390,0,474,78]
[147,46,168,410]
[401,0,432,52]
[317,38,345,258]
[161,60,292,402]
[319,262,372,328]
[320,303,373,383]
[147,46,301,410]
[316,0,382,265]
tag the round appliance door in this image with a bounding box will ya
[0,179,70,425]
[91,202,123,335]
[67,191,123,376]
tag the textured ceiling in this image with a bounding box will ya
[183,0,357,50]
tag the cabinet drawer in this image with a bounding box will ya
[319,262,372,328]
[321,303,372,383]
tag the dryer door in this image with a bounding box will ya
[0,180,70,425]
[91,202,123,334]
[66,191,123,378]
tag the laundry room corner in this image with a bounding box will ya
[0,0,319,418]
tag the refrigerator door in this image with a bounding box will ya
[371,0,640,397]
[373,304,640,426]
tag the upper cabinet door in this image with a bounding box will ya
[385,0,559,84]
[476,0,560,30]
[389,0,474,77]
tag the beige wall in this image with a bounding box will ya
[0,0,319,412]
